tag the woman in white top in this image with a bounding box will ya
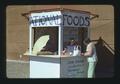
[81,38,98,78]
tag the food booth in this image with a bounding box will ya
[22,8,98,78]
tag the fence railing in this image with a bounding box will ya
[92,37,114,54]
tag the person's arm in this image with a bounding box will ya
[81,43,93,57]
[83,49,92,57]
[62,48,67,55]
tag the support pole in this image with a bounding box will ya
[88,15,91,38]
[88,26,90,38]
[29,25,32,55]
[58,25,62,57]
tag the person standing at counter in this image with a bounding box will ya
[81,38,98,78]
[62,38,81,56]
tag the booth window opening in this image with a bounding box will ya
[63,27,88,52]
[33,27,59,55]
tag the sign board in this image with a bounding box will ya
[29,11,90,27]
[62,11,90,27]
[29,11,62,27]
[60,56,88,78]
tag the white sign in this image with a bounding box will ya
[62,11,90,27]
[29,11,62,27]
[60,56,88,78]
[29,11,90,27]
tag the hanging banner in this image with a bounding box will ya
[29,11,90,27]
[29,11,62,27]
[62,11,90,27]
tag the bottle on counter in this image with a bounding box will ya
[72,45,81,56]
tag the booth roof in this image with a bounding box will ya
[21,8,99,20]
[29,8,91,14]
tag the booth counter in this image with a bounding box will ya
[30,55,88,78]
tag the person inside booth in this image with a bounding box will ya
[62,38,81,56]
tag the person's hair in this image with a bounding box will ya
[68,38,75,45]
[84,38,91,44]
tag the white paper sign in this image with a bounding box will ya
[62,11,90,27]
[60,56,88,78]
[29,11,62,27]
[29,11,90,27]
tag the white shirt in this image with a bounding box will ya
[67,45,81,56]
[86,42,98,62]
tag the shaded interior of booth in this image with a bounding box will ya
[32,26,88,56]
